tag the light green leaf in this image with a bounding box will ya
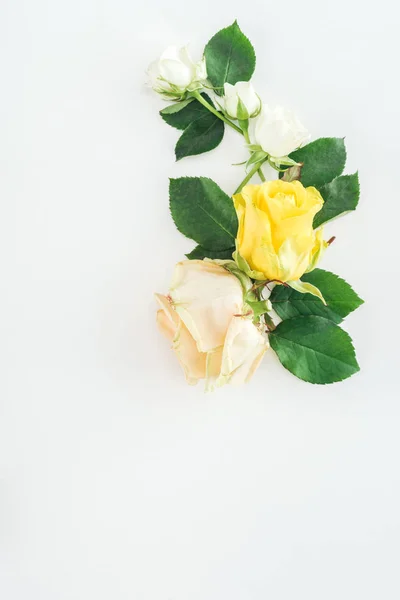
[170,177,238,250]
[269,269,364,324]
[186,246,235,260]
[204,21,256,96]
[269,315,360,384]
[286,138,347,188]
[287,280,326,305]
[175,113,224,160]
[160,98,194,116]
[314,173,360,228]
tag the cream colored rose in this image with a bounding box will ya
[147,46,207,99]
[253,105,309,158]
[223,82,261,119]
[156,260,268,389]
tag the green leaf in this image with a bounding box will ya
[286,138,347,188]
[159,98,195,116]
[314,173,360,228]
[186,245,235,260]
[160,94,225,159]
[175,113,224,160]
[170,177,238,250]
[269,315,360,384]
[204,21,256,96]
[160,94,212,130]
[270,269,364,324]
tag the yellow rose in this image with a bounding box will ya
[233,180,325,282]
[155,260,268,389]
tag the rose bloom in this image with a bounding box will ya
[147,46,206,99]
[155,260,267,389]
[253,105,309,158]
[223,81,261,119]
[233,180,325,282]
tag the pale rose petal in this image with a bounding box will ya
[173,320,207,385]
[223,83,239,119]
[195,57,207,82]
[305,228,328,273]
[159,59,193,88]
[223,81,260,119]
[169,260,244,353]
[234,82,260,116]
[178,46,197,75]
[217,316,268,387]
[155,293,206,385]
[147,45,205,98]
[205,347,223,392]
[254,105,309,158]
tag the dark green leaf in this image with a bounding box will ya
[204,21,256,96]
[269,315,360,384]
[186,245,235,260]
[270,269,364,324]
[175,113,224,160]
[314,173,360,228]
[286,138,347,188]
[160,94,212,130]
[160,94,225,159]
[169,177,238,250]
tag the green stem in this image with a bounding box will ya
[241,125,265,182]
[192,90,266,184]
[234,160,266,194]
[191,90,242,134]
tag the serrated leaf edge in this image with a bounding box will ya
[270,315,360,384]
[270,269,364,319]
[204,20,256,95]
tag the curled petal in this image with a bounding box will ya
[169,260,244,353]
[155,294,206,384]
[216,317,268,387]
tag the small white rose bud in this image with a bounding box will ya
[253,105,309,158]
[223,82,261,120]
[147,46,207,100]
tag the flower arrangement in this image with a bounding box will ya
[148,21,363,390]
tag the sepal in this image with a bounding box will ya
[287,279,327,305]
[233,249,266,281]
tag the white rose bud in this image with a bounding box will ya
[253,105,309,158]
[223,82,261,119]
[147,46,207,100]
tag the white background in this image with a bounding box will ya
[1,0,400,598]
